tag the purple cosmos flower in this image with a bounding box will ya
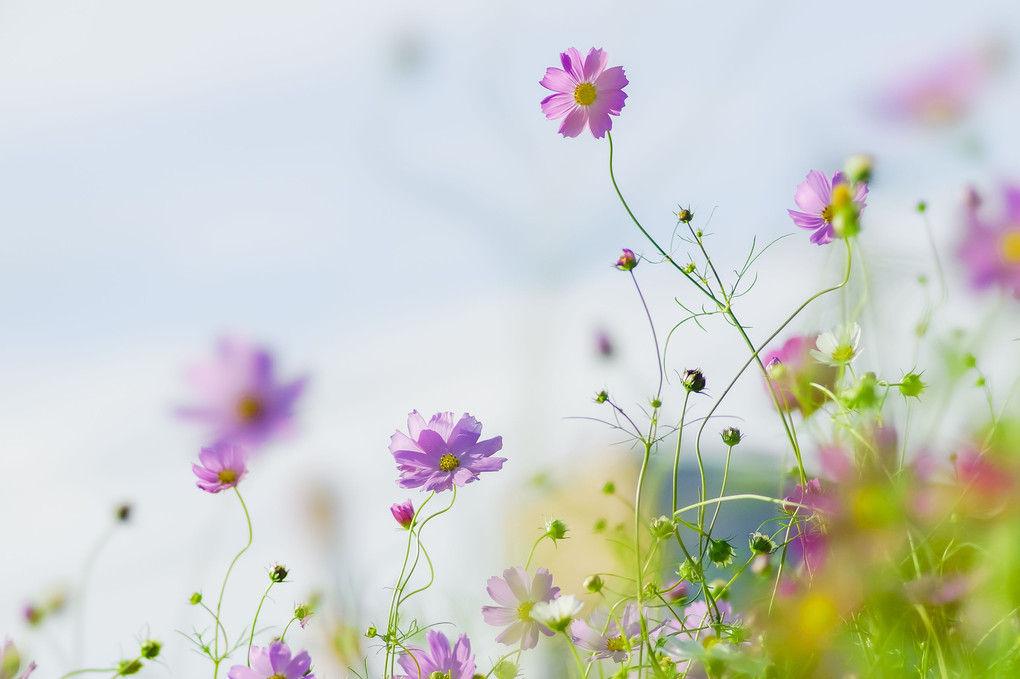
[957,185,1020,299]
[192,441,248,493]
[762,335,838,417]
[783,479,836,573]
[178,337,306,449]
[397,630,475,679]
[390,499,415,529]
[571,603,647,663]
[615,248,637,271]
[389,411,505,492]
[1,638,37,679]
[482,567,560,650]
[540,47,628,139]
[876,47,994,126]
[227,641,314,679]
[788,171,868,245]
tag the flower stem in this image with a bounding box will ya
[212,488,253,678]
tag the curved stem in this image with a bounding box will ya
[246,582,275,665]
[213,488,254,678]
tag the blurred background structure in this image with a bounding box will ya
[2,0,1019,676]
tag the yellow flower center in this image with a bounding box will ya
[217,469,237,484]
[1000,228,1020,264]
[832,344,855,363]
[821,205,834,222]
[573,82,597,106]
[605,634,628,652]
[268,675,287,679]
[821,184,853,223]
[236,394,263,421]
[517,600,534,621]
[438,453,460,472]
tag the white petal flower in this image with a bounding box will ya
[810,323,862,366]
[530,594,583,632]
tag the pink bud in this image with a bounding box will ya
[390,499,414,529]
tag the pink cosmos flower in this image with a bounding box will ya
[390,499,415,529]
[227,641,314,679]
[762,335,837,417]
[876,47,994,126]
[389,411,505,492]
[192,441,248,493]
[571,603,647,663]
[397,630,475,679]
[481,566,561,650]
[788,171,868,245]
[540,47,628,139]
[957,185,1020,299]
[178,337,306,450]
[783,479,835,573]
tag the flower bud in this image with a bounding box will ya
[900,372,926,399]
[594,390,609,404]
[140,640,161,660]
[189,592,202,605]
[650,515,677,539]
[708,538,735,567]
[115,503,132,523]
[117,659,143,676]
[544,518,569,542]
[583,574,605,593]
[682,262,696,274]
[720,427,742,447]
[682,368,706,393]
[844,154,873,184]
[662,579,688,602]
[677,207,694,223]
[601,481,615,495]
[615,248,638,271]
[365,625,378,638]
[749,532,776,555]
[493,659,519,679]
[650,398,662,408]
[390,499,415,530]
[677,558,704,584]
[269,563,289,583]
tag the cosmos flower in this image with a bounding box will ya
[571,603,647,663]
[227,641,314,679]
[540,47,628,139]
[389,411,505,492]
[530,594,583,633]
[957,185,1020,299]
[390,499,415,529]
[397,631,475,679]
[482,567,561,650]
[762,335,837,417]
[876,47,995,126]
[192,441,248,493]
[788,171,868,245]
[811,323,862,366]
[178,337,306,450]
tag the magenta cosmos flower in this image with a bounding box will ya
[178,337,306,449]
[788,171,868,245]
[389,411,505,492]
[540,47,628,139]
[958,185,1020,299]
[390,499,415,529]
[762,335,837,417]
[227,641,313,679]
[482,566,560,650]
[397,630,475,679]
[192,441,248,493]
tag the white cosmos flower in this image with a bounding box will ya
[811,323,862,366]
[530,594,584,632]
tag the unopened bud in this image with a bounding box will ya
[544,518,569,542]
[677,208,694,223]
[682,369,706,393]
[844,154,873,184]
[140,640,161,660]
[189,592,203,605]
[749,532,776,555]
[899,372,926,399]
[594,390,609,404]
[615,248,638,271]
[720,427,742,447]
[269,563,289,583]
[583,574,605,593]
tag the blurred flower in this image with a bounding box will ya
[957,184,1020,299]
[876,47,995,126]
[762,336,837,417]
[540,47,628,139]
[531,594,583,632]
[1,638,37,679]
[811,323,862,366]
[389,411,505,492]
[390,499,415,529]
[788,171,868,245]
[227,641,314,679]
[397,630,475,679]
[783,479,835,573]
[192,442,248,493]
[482,566,561,650]
[571,603,646,663]
[178,338,306,449]
[615,248,637,271]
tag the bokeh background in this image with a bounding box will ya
[2,0,1019,676]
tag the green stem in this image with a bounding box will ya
[672,390,692,517]
[246,582,275,666]
[213,488,253,678]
